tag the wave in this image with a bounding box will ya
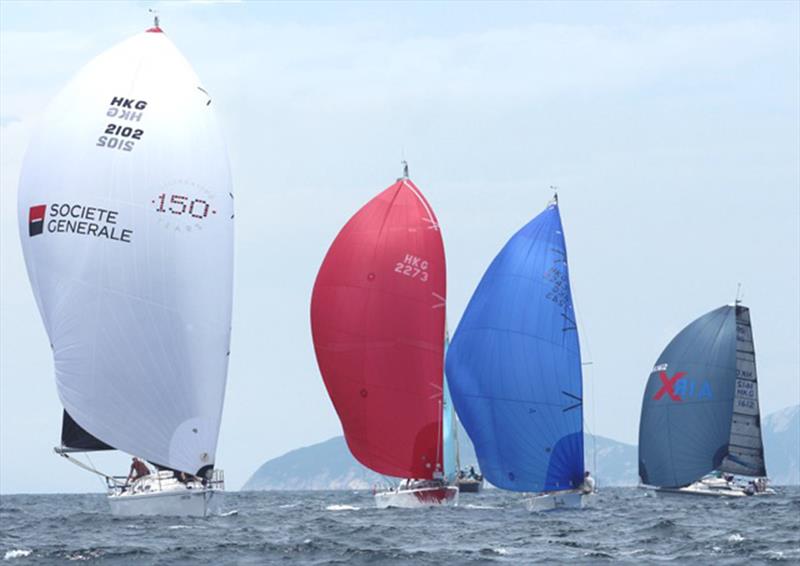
[3,550,32,561]
[325,504,360,511]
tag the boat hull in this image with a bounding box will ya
[108,487,223,517]
[374,485,459,509]
[523,490,591,511]
[457,479,483,493]
[651,487,744,498]
[640,483,748,498]
[639,477,773,498]
[107,471,226,517]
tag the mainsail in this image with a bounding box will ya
[442,333,458,483]
[310,178,446,480]
[446,201,584,493]
[638,305,766,488]
[719,306,766,476]
[18,28,234,475]
[60,411,112,453]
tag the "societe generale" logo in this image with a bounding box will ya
[27,203,133,243]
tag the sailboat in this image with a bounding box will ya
[446,193,593,511]
[310,166,458,508]
[17,17,234,516]
[638,300,773,497]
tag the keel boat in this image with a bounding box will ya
[638,301,772,498]
[18,17,234,516]
[311,166,457,508]
[446,193,594,511]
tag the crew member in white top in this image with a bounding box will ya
[581,471,596,494]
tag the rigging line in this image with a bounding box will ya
[56,450,124,486]
[84,453,107,491]
[574,302,598,482]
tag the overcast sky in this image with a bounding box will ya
[1,1,798,494]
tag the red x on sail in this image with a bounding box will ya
[653,371,686,401]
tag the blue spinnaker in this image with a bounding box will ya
[446,202,584,493]
[638,306,744,488]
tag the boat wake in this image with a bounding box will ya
[217,510,239,517]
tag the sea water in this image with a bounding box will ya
[1,487,798,564]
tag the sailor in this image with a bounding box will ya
[127,457,150,484]
[581,471,596,494]
[469,466,477,479]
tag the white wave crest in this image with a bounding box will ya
[728,533,745,543]
[3,550,32,561]
[325,504,360,511]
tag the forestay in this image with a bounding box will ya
[446,202,584,493]
[18,29,234,475]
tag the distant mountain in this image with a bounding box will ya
[242,421,637,490]
[243,406,799,491]
[762,405,800,485]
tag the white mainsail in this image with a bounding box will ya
[18,28,233,475]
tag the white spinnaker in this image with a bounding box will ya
[18,30,233,475]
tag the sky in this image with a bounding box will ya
[1,0,798,494]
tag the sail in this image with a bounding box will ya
[18,29,234,475]
[719,305,766,476]
[638,306,744,488]
[446,202,584,493]
[442,334,458,482]
[311,178,446,480]
[61,411,113,452]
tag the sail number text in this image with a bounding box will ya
[395,254,429,282]
[96,96,148,152]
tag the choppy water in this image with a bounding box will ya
[1,487,799,564]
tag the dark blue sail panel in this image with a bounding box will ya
[446,203,584,493]
[638,306,737,488]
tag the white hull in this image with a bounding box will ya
[640,477,774,499]
[523,490,592,511]
[640,482,746,498]
[107,470,225,517]
[374,485,459,509]
[108,486,223,517]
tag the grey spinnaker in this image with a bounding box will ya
[639,306,738,488]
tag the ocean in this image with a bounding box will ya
[1,487,798,564]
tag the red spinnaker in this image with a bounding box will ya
[311,179,446,479]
